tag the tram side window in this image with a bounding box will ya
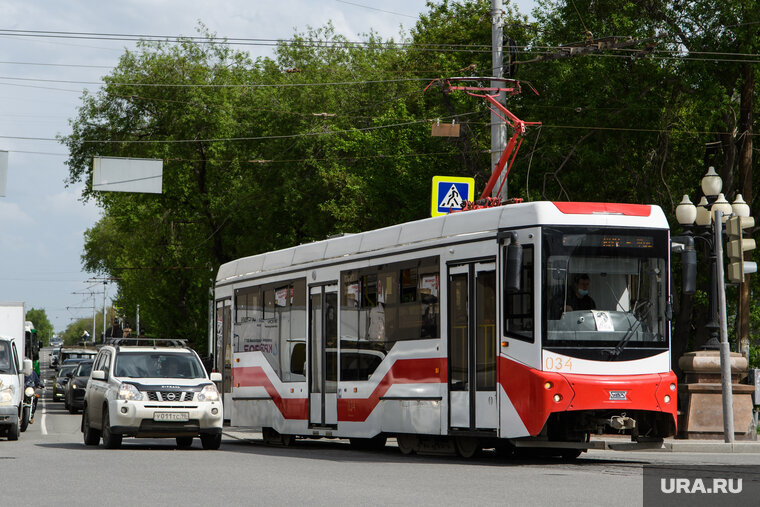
[233,278,307,382]
[503,244,534,342]
[340,257,439,381]
[283,279,307,382]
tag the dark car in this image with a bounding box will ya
[58,347,97,371]
[53,364,77,402]
[64,360,93,414]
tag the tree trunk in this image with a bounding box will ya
[738,62,753,353]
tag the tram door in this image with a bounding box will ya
[448,261,497,430]
[308,284,338,427]
[215,299,232,418]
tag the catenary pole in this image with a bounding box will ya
[490,0,506,199]
[92,295,96,344]
[102,280,107,343]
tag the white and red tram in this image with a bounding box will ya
[213,201,678,456]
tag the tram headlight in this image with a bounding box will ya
[553,394,562,403]
[663,395,671,403]
[670,383,676,391]
[544,381,553,390]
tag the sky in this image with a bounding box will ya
[0,0,536,333]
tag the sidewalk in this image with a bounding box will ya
[223,429,760,453]
[593,435,760,453]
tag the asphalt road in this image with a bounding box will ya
[3,348,760,506]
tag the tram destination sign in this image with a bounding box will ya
[562,233,655,249]
[431,175,475,217]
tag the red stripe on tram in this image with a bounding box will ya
[233,357,447,422]
[552,202,652,217]
[338,357,447,422]
[232,366,309,420]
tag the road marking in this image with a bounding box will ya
[41,390,48,435]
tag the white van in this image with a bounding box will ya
[0,336,32,440]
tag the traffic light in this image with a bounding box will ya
[727,216,757,283]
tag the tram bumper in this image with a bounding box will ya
[499,358,678,440]
[550,370,678,440]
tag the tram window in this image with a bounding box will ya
[232,278,307,382]
[503,244,534,343]
[340,257,439,381]
[400,268,418,303]
[235,288,260,324]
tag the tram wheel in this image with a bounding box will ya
[396,435,418,455]
[454,436,481,458]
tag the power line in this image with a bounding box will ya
[0,74,430,88]
[0,28,494,52]
[335,0,417,19]
[0,60,112,69]
[78,112,478,144]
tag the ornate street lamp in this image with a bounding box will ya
[674,166,754,443]
[674,166,747,349]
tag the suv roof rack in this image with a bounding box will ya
[61,342,99,350]
[105,338,188,348]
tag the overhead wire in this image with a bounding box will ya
[334,0,418,19]
[8,121,760,148]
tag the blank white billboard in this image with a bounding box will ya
[0,150,7,197]
[92,156,163,194]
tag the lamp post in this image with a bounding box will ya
[675,166,748,443]
[675,167,743,349]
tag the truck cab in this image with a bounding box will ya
[0,336,32,440]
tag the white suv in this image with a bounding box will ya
[81,339,223,449]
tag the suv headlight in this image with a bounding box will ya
[197,384,220,402]
[117,383,144,401]
[0,386,14,403]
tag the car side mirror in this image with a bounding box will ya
[91,370,106,381]
[209,372,222,382]
[66,372,73,378]
[22,359,33,377]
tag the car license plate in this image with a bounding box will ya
[153,412,189,422]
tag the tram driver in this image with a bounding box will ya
[550,273,596,318]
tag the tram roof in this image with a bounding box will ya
[217,201,668,283]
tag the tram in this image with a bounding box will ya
[213,201,679,457]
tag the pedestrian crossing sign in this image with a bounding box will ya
[431,176,475,217]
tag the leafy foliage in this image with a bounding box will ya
[61,3,759,354]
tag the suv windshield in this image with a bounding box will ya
[114,352,205,379]
[0,341,15,375]
[543,227,668,356]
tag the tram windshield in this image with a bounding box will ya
[542,227,668,354]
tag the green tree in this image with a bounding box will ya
[62,25,445,348]
[61,318,94,345]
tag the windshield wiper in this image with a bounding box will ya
[605,302,653,360]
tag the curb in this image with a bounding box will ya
[662,440,760,453]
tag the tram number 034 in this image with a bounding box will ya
[544,356,572,371]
